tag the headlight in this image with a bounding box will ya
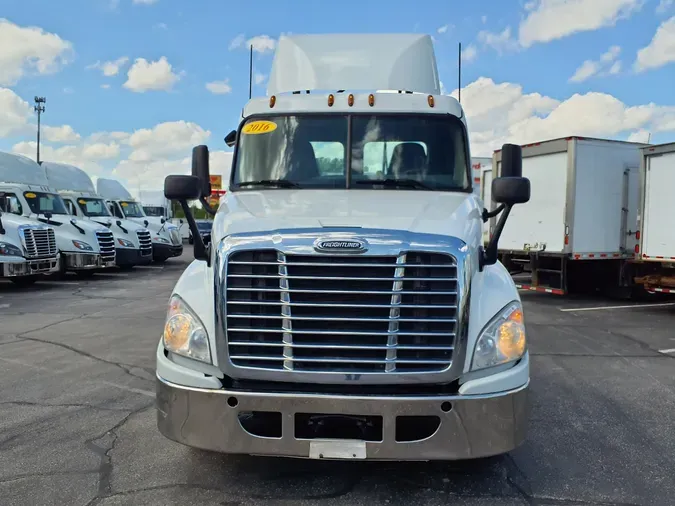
[471,301,526,371]
[163,295,211,363]
[72,240,94,251]
[153,236,170,243]
[117,238,134,248]
[0,242,23,257]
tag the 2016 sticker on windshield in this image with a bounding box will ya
[25,192,36,198]
[242,120,277,135]
[121,202,128,207]
[78,199,87,204]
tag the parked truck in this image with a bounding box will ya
[633,142,675,294]
[42,162,153,269]
[490,137,646,295]
[0,205,60,286]
[0,152,116,277]
[96,178,183,263]
[155,33,532,461]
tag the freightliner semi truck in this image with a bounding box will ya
[0,152,116,277]
[42,162,153,269]
[156,33,532,461]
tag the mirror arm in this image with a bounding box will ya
[482,204,505,222]
[199,196,218,217]
[179,199,210,265]
[480,203,513,271]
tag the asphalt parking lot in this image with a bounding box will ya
[1,246,675,506]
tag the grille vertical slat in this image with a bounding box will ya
[21,228,57,259]
[95,230,116,262]
[225,249,458,374]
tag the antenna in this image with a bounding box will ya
[458,42,462,104]
[34,96,46,164]
[647,132,652,144]
[248,44,253,100]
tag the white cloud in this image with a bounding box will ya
[88,131,131,143]
[477,27,519,55]
[123,56,181,92]
[0,87,32,137]
[247,35,276,54]
[657,0,674,13]
[12,140,120,174]
[154,22,168,30]
[626,129,651,142]
[449,77,675,156]
[437,25,449,34]
[518,0,643,47]
[229,34,246,50]
[569,45,622,82]
[133,0,159,4]
[43,125,81,143]
[101,84,111,89]
[205,78,232,95]
[461,44,478,63]
[634,16,675,72]
[126,120,211,162]
[481,15,488,24]
[87,56,129,77]
[254,72,267,85]
[0,18,74,86]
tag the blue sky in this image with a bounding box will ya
[1,0,674,190]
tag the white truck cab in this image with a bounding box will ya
[0,152,116,276]
[156,34,532,461]
[0,206,60,285]
[42,162,153,269]
[96,178,183,263]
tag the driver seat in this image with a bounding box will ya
[388,143,427,178]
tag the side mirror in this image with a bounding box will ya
[500,143,522,178]
[492,177,530,205]
[224,130,237,147]
[164,175,202,200]
[192,145,211,197]
[481,143,529,270]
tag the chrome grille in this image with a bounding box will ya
[22,227,57,259]
[95,230,116,262]
[169,228,181,245]
[137,229,152,255]
[225,250,458,373]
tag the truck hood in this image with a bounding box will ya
[87,216,146,234]
[215,189,483,245]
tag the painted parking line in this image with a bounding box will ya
[658,348,675,355]
[560,302,675,312]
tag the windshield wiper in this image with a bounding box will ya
[354,178,434,190]
[238,179,300,188]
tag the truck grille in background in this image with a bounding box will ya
[22,228,57,259]
[169,229,181,245]
[95,230,116,262]
[137,230,152,255]
[225,250,458,373]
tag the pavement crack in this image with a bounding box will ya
[84,403,154,506]
[0,401,130,412]
[15,332,153,383]
[0,469,100,485]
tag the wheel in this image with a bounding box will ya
[10,276,38,287]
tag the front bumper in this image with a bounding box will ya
[152,242,183,259]
[156,374,529,461]
[1,255,60,277]
[63,252,116,271]
[115,247,153,267]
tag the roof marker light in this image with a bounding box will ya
[348,94,355,107]
[428,95,435,108]
[269,95,276,108]
[368,94,375,107]
[328,94,335,107]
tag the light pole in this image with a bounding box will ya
[34,96,46,164]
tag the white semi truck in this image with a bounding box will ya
[42,162,153,269]
[633,142,675,294]
[0,152,116,277]
[0,206,60,286]
[96,178,183,263]
[155,33,532,461]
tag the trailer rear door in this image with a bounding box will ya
[642,151,675,259]
[499,151,568,253]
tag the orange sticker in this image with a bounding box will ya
[25,192,37,198]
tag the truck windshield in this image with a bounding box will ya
[23,191,69,215]
[232,114,470,191]
[196,221,212,231]
[77,198,112,217]
[143,206,165,217]
[119,201,145,218]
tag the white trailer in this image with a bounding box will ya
[470,157,491,199]
[633,142,675,294]
[491,136,646,295]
